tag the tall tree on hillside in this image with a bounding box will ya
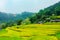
[17,20,23,25]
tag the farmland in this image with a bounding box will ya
[0,0,60,40]
[0,24,60,40]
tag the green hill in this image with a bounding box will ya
[29,2,60,24]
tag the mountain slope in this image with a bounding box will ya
[29,2,60,23]
[0,12,34,23]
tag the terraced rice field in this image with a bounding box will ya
[0,24,60,40]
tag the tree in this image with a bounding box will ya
[21,18,31,25]
[0,23,8,29]
[17,20,22,25]
[55,6,60,15]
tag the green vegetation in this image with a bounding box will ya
[0,1,60,40]
[29,2,60,24]
[21,18,31,25]
[0,24,60,40]
[0,2,60,28]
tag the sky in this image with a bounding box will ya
[0,0,60,14]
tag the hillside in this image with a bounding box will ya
[0,1,60,40]
[16,12,34,20]
[0,12,34,23]
[29,2,60,23]
[0,24,60,40]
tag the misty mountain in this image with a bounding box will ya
[0,12,34,23]
[16,12,34,20]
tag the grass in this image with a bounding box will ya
[0,24,60,40]
[44,22,60,25]
[0,37,22,40]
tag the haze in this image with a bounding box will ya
[0,0,60,14]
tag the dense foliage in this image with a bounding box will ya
[0,2,60,29]
[29,2,60,23]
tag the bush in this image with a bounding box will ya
[21,18,31,25]
[55,31,60,40]
[17,20,22,25]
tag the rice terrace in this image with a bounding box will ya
[0,0,60,40]
[0,24,60,40]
